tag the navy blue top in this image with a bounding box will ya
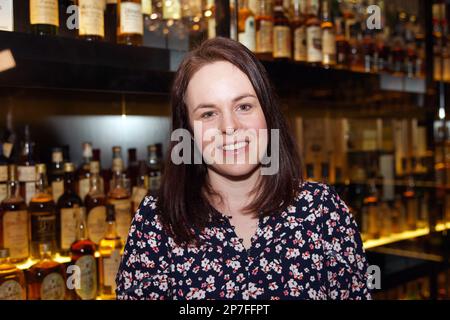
[116,181,372,300]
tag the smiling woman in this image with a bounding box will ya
[115,37,372,300]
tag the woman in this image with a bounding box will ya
[116,37,372,300]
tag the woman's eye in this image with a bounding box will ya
[201,111,215,119]
[238,104,252,111]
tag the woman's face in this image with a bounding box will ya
[185,61,268,178]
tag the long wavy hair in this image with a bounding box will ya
[158,37,302,245]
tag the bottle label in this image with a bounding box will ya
[307,26,322,62]
[322,29,336,55]
[60,207,81,250]
[142,0,152,15]
[24,182,36,205]
[31,212,56,243]
[3,210,29,260]
[79,0,105,37]
[109,199,131,242]
[112,159,123,173]
[119,2,143,35]
[273,25,291,58]
[78,178,90,202]
[0,280,24,300]
[238,16,256,51]
[0,183,7,203]
[51,180,64,203]
[163,0,181,20]
[208,16,216,39]
[2,143,13,159]
[75,255,97,300]
[0,0,13,32]
[40,273,65,300]
[256,20,273,53]
[87,206,107,244]
[30,0,59,27]
[0,165,7,181]
[132,186,148,212]
[18,166,36,182]
[294,26,307,61]
[103,249,121,290]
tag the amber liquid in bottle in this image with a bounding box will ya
[306,0,322,65]
[0,165,29,263]
[255,0,273,60]
[69,210,97,300]
[117,0,143,46]
[29,164,57,259]
[77,142,92,203]
[362,177,380,240]
[272,0,291,60]
[0,248,27,300]
[321,0,336,67]
[98,205,123,300]
[57,162,83,256]
[29,0,59,36]
[291,0,306,63]
[26,243,67,300]
[85,161,107,245]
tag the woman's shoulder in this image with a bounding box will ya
[132,195,165,234]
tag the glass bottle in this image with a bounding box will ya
[306,0,322,65]
[291,0,306,63]
[238,0,256,51]
[18,125,36,206]
[69,209,97,300]
[85,161,107,245]
[117,0,144,46]
[362,174,380,240]
[49,147,65,204]
[108,148,132,243]
[132,160,149,212]
[29,164,57,258]
[0,248,26,300]
[77,142,93,203]
[105,0,118,43]
[126,148,139,188]
[76,0,105,41]
[321,0,335,67]
[147,144,162,194]
[272,0,291,60]
[29,0,59,36]
[26,243,67,300]
[0,165,29,263]
[98,204,123,300]
[56,162,83,256]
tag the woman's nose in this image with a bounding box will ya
[220,111,239,135]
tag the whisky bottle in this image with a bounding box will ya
[0,0,14,32]
[254,0,273,59]
[93,148,107,194]
[0,248,26,300]
[0,165,29,263]
[362,28,375,73]
[238,0,256,52]
[77,142,92,203]
[29,0,59,36]
[117,0,143,46]
[108,148,132,243]
[56,162,83,256]
[49,147,64,203]
[362,174,379,240]
[69,209,97,300]
[76,0,105,41]
[272,0,291,60]
[321,0,335,67]
[132,160,149,212]
[18,125,36,206]
[0,146,7,203]
[126,148,138,188]
[29,164,57,258]
[27,243,67,300]
[334,14,349,69]
[85,161,107,244]
[306,0,322,65]
[403,167,419,230]
[147,144,162,194]
[98,204,123,300]
[105,0,118,43]
[291,0,306,63]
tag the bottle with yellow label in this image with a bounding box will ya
[76,0,105,41]
[0,165,29,263]
[98,204,123,300]
[0,248,26,300]
[117,0,143,46]
[85,161,107,245]
[29,0,60,36]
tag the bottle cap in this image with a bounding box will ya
[36,163,47,175]
[82,142,93,158]
[52,148,64,163]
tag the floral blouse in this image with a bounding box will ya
[116,181,372,300]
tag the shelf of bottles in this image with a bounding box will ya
[0,130,163,300]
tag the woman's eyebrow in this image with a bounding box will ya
[193,94,257,112]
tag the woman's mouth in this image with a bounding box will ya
[221,141,249,151]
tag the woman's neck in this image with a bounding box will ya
[206,167,261,217]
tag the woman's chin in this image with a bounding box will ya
[210,163,261,179]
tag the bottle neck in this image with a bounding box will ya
[76,212,88,241]
[35,172,48,194]
[64,172,77,193]
[7,180,21,199]
[89,172,102,193]
[105,220,119,239]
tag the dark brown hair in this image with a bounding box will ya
[158,37,302,245]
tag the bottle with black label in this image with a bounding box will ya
[57,162,83,256]
[0,165,29,263]
[26,243,67,300]
[69,209,97,300]
[29,164,57,258]
[0,248,26,300]
[29,0,60,36]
